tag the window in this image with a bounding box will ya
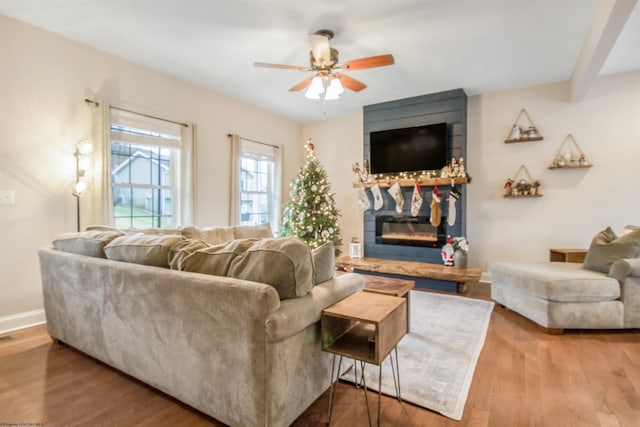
[231,136,281,232]
[109,109,184,229]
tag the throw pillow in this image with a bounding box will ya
[168,238,209,270]
[104,234,185,268]
[621,225,640,236]
[312,242,335,285]
[53,230,124,258]
[583,227,640,273]
[180,239,256,276]
[227,236,313,300]
[232,223,273,239]
[181,226,235,245]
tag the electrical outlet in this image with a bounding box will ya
[0,190,15,205]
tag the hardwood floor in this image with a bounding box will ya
[1,283,639,426]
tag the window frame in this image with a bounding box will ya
[108,109,183,229]
[230,136,282,233]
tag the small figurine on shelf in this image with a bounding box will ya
[362,159,370,182]
[578,154,587,165]
[450,157,459,176]
[441,235,455,266]
[514,179,529,195]
[440,165,450,178]
[532,180,541,195]
[526,126,538,139]
[509,124,522,140]
[352,162,362,182]
[458,157,466,177]
[504,179,514,196]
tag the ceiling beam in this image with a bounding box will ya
[569,0,637,101]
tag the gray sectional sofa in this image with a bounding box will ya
[489,226,640,332]
[39,225,364,426]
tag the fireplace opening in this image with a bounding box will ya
[375,215,446,248]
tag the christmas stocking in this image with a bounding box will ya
[371,184,383,210]
[430,186,442,226]
[411,182,423,216]
[355,188,370,212]
[448,186,461,226]
[387,182,404,213]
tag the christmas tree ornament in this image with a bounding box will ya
[411,181,423,217]
[280,139,342,255]
[370,184,383,210]
[387,182,404,213]
[355,188,370,212]
[448,186,461,226]
[430,185,442,226]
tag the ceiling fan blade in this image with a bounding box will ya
[310,34,331,63]
[335,73,367,92]
[254,62,311,71]
[342,54,395,70]
[289,75,315,92]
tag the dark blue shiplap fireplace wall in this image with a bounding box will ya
[362,89,468,267]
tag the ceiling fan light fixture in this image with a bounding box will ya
[324,76,344,100]
[305,76,325,99]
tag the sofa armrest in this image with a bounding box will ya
[609,258,640,281]
[265,273,365,341]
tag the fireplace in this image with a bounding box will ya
[375,215,446,248]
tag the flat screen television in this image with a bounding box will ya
[369,122,448,174]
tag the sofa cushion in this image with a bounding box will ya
[85,225,119,232]
[232,223,273,239]
[180,239,257,276]
[489,261,620,303]
[168,238,209,270]
[104,234,185,268]
[228,237,313,299]
[53,230,124,258]
[141,228,185,235]
[583,227,640,273]
[312,242,335,285]
[182,226,235,245]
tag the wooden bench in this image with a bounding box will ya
[336,256,481,293]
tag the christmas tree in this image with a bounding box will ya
[280,139,342,255]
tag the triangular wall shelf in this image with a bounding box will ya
[504,164,542,197]
[548,134,593,169]
[504,109,544,143]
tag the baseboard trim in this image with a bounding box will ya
[480,272,491,284]
[0,309,46,334]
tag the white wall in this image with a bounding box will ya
[301,113,364,254]
[306,70,640,272]
[0,15,303,330]
[468,71,640,270]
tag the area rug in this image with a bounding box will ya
[340,291,494,420]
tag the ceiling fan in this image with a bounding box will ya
[254,29,394,100]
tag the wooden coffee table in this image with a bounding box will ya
[321,291,407,426]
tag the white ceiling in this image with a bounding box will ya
[1,0,639,123]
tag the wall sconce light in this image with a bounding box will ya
[73,139,93,197]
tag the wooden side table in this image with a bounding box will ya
[359,273,414,332]
[549,248,588,263]
[321,292,407,426]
